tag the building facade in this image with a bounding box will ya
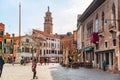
[32,29,61,62]
[0,23,4,56]
[77,0,120,73]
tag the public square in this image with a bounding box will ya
[0,63,120,80]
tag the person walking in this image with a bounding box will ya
[102,60,107,71]
[32,59,38,79]
[12,57,15,66]
[0,56,5,77]
[44,58,47,65]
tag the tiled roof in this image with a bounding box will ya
[33,29,59,38]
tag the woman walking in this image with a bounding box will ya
[32,59,38,79]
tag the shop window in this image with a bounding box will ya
[105,53,109,65]
[96,54,99,64]
[111,52,113,65]
[113,39,116,46]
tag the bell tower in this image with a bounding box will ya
[44,6,53,34]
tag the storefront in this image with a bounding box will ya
[95,49,114,70]
[84,46,94,62]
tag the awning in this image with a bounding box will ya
[84,46,94,52]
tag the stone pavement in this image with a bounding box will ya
[0,63,120,80]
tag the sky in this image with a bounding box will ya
[0,0,93,36]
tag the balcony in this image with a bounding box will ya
[108,23,116,33]
[98,28,104,37]
[90,32,99,43]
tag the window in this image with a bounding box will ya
[4,39,6,44]
[39,50,42,55]
[22,47,24,52]
[47,50,48,54]
[44,50,45,55]
[52,50,54,54]
[102,12,105,27]
[87,20,93,38]
[105,53,109,65]
[25,47,29,52]
[112,3,116,26]
[96,14,99,32]
[44,43,46,47]
[113,39,116,46]
[105,42,108,48]
[96,43,99,50]
[26,39,29,43]
[0,31,3,36]
[4,48,6,53]
[11,40,12,44]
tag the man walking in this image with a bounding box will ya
[102,60,107,71]
[0,55,5,77]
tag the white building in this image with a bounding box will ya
[32,29,61,62]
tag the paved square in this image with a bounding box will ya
[0,63,120,80]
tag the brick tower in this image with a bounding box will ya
[44,6,53,34]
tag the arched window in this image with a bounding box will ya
[96,14,99,32]
[112,3,116,27]
[102,12,105,27]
